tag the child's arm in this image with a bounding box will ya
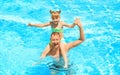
[62,21,76,28]
[60,43,68,68]
[28,22,51,27]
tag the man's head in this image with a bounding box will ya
[50,32,61,46]
[50,10,61,24]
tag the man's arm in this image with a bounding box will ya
[32,45,50,66]
[40,45,50,58]
[28,22,51,27]
[67,19,85,50]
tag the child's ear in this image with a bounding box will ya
[50,10,53,14]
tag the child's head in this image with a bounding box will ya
[50,10,61,24]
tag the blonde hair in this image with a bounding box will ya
[50,10,61,19]
[50,32,60,38]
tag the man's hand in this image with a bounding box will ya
[32,61,40,66]
[75,18,82,27]
[32,57,43,66]
[74,18,80,25]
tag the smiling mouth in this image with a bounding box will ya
[53,43,59,46]
[54,43,58,45]
[54,21,58,23]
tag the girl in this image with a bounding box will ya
[28,10,76,41]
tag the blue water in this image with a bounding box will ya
[0,0,120,75]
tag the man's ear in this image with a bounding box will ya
[50,10,53,14]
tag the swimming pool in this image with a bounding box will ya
[0,0,120,75]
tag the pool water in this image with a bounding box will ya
[0,0,120,75]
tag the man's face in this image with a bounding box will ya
[51,34,61,46]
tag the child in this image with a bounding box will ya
[28,10,76,40]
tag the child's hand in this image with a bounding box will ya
[28,23,32,26]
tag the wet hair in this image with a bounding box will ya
[50,10,61,19]
[51,32,61,38]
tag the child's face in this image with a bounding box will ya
[50,10,61,25]
[52,17,60,24]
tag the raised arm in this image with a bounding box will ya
[62,21,76,28]
[28,22,51,27]
[67,18,85,50]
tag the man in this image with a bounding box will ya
[40,18,85,69]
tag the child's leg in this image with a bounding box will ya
[60,42,67,52]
